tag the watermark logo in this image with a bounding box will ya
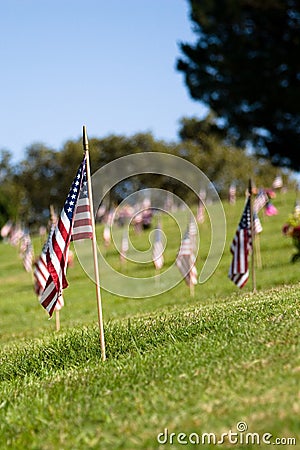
[157,422,297,446]
[74,152,226,297]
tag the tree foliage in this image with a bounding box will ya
[14,144,61,224]
[177,116,286,195]
[177,0,300,170]
[0,150,23,229]
[0,130,292,229]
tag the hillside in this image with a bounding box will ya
[0,190,300,448]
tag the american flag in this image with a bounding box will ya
[39,155,92,316]
[71,170,93,241]
[34,223,54,295]
[253,212,263,235]
[34,204,58,298]
[253,190,268,214]
[152,223,164,270]
[228,197,252,288]
[176,224,198,286]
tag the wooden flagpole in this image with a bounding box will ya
[49,204,61,332]
[248,179,257,293]
[255,234,262,269]
[189,275,195,298]
[83,125,106,361]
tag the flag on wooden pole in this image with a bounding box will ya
[228,196,252,288]
[82,125,106,361]
[253,190,268,214]
[34,212,65,326]
[39,153,92,317]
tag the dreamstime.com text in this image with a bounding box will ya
[157,422,297,446]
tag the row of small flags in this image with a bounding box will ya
[1,223,35,273]
[1,155,281,315]
[228,175,283,206]
[1,180,271,305]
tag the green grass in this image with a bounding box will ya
[0,191,300,449]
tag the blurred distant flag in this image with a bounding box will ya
[1,220,13,239]
[253,213,263,235]
[189,217,198,255]
[228,197,252,288]
[120,229,129,263]
[272,175,283,189]
[253,190,268,213]
[229,183,236,204]
[197,189,206,223]
[103,224,111,247]
[20,231,34,272]
[152,221,164,270]
[39,154,92,317]
[197,201,205,224]
[34,211,66,312]
[176,224,198,288]
[34,222,64,312]
[34,223,55,298]
[9,224,24,247]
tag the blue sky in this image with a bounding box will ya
[0,0,208,162]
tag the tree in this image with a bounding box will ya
[177,0,300,170]
[15,144,61,224]
[0,150,21,229]
[177,116,289,197]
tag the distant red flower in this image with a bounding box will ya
[292,226,300,240]
[282,224,290,236]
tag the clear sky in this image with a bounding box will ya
[0,0,208,162]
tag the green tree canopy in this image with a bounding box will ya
[177,116,288,196]
[14,144,61,224]
[0,150,21,229]
[177,0,300,170]
[1,131,293,228]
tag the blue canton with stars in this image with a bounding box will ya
[238,197,251,231]
[63,158,86,221]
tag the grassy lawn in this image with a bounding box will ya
[0,190,299,449]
